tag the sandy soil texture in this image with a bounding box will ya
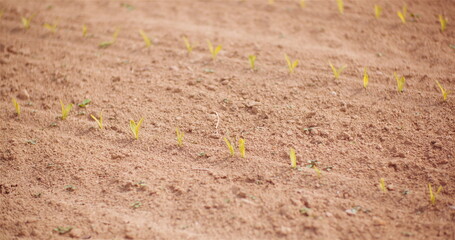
[1,0,454,239]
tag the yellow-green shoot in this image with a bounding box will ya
[300,0,305,8]
[290,148,297,169]
[43,22,57,33]
[394,72,405,92]
[379,178,387,193]
[207,40,222,60]
[183,36,193,53]
[314,166,322,177]
[374,5,382,19]
[82,24,88,37]
[397,5,407,23]
[176,127,184,147]
[21,14,36,29]
[224,137,235,157]
[439,15,447,32]
[99,28,120,49]
[329,62,346,79]
[239,138,245,158]
[428,184,443,205]
[435,80,450,101]
[139,30,152,48]
[268,0,274,5]
[336,0,344,14]
[363,67,369,89]
[248,55,256,70]
[129,118,144,140]
[284,54,298,74]
[12,98,20,116]
[90,112,103,129]
[60,100,73,120]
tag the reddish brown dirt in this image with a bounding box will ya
[1,0,455,239]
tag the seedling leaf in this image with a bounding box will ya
[428,184,443,205]
[99,28,120,49]
[336,0,344,14]
[43,23,57,33]
[379,178,387,193]
[207,40,222,60]
[363,67,369,89]
[300,0,305,8]
[290,148,297,169]
[329,62,346,79]
[12,98,20,116]
[139,29,152,48]
[82,24,88,37]
[284,54,298,73]
[129,118,143,140]
[435,80,450,101]
[397,5,407,23]
[176,127,184,147]
[53,226,73,234]
[183,36,193,53]
[78,99,91,108]
[90,112,103,129]
[439,15,447,32]
[248,55,256,70]
[374,5,382,19]
[239,138,245,158]
[60,100,73,120]
[224,137,235,157]
[314,166,322,177]
[394,72,405,92]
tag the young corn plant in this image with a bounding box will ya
[397,5,407,23]
[224,137,235,157]
[300,0,305,8]
[394,72,405,92]
[268,0,275,5]
[90,112,103,129]
[290,148,297,169]
[248,55,256,70]
[313,166,322,177]
[139,30,152,48]
[21,14,36,29]
[428,184,443,205]
[363,67,369,89]
[60,100,73,120]
[374,5,382,19]
[284,54,298,74]
[99,28,120,49]
[329,62,346,79]
[336,0,344,14]
[82,24,88,37]
[12,98,20,116]
[439,15,447,32]
[379,178,387,193]
[129,118,144,140]
[239,138,245,158]
[207,40,222,60]
[435,80,450,101]
[183,36,193,53]
[43,22,57,33]
[175,128,184,147]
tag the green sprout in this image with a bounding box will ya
[60,100,73,120]
[176,127,184,147]
[224,137,235,157]
[129,118,144,140]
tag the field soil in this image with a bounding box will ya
[1,0,455,239]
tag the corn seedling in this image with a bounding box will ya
[183,36,193,53]
[374,5,382,19]
[394,72,405,92]
[248,55,256,70]
[336,0,344,14]
[12,98,20,116]
[82,24,88,37]
[284,54,298,73]
[90,112,103,129]
[290,148,297,169]
[435,80,450,101]
[439,15,447,32]
[99,28,120,49]
[428,184,443,205]
[21,14,36,29]
[314,166,322,177]
[176,128,184,147]
[268,0,274,5]
[329,62,346,79]
[129,118,143,140]
[139,30,152,48]
[60,100,73,120]
[224,137,235,157]
[397,5,407,23]
[207,40,222,60]
[363,67,369,89]
[300,0,305,8]
[379,178,387,193]
[43,22,57,33]
[239,138,245,158]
